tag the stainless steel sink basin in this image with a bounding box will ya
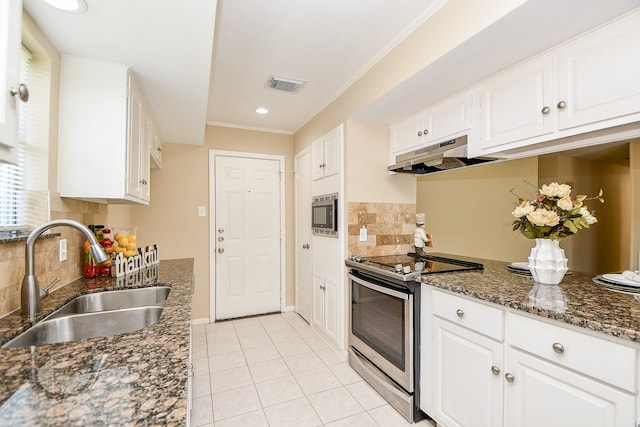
[2,306,163,348]
[46,286,170,319]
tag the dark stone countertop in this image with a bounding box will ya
[420,257,640,344]
[0,258,194,426]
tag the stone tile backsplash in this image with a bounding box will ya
[347,202,416,257]
[0,193,108,317]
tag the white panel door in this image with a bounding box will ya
[295,149,312,323]
[215,155,281,319]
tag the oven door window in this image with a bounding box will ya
[351,281,406,371]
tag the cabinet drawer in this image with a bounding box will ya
[432,290,504,341]
[507,312,637,392]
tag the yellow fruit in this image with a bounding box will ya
[128,234,136,242]
[117,237,128,247]
[126,242,137,251]
[124,250,136,258]
[114,232,124,241]
[115,247,126,253]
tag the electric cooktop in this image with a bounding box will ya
[346,252,484,282]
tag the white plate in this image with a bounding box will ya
[510,262,530,271]
[601,273,640,288]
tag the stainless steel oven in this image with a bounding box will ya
[346,253,483,423]
[347,268,422,422]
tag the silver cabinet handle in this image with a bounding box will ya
[217,247,224,254]
[218,227,224,233]
[424,129,429,135]
[302,243,310,249]
[10,84,29,102]
[505,373,515,383]
[491,366,501,376]
[218,236,224,242]
[541,106,550,114]
[552,342,565,354]
[557,101,566,109]
[417,131,423,137]
[456,309,464,318]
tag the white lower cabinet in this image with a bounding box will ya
[432,317,503,427]
[505,347,635,427]
[423,288,639,427]
[312,272,338,343]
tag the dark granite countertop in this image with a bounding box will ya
[420,257,640,344]
[0,258,194,426]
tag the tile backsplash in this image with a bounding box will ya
[0,193,108,317]
[347,202,416,257]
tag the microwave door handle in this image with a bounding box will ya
[348,273,409,300]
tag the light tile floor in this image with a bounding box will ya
[191,312,435,427]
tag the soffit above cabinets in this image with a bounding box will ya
[353,0,640,125]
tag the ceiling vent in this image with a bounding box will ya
[265,75,305,93]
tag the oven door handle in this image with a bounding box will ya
[348,273,409,300]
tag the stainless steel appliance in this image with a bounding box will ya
[312,193,338,237]
[346,253,483,422]
[387,135,497,175]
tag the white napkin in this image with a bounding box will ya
[621,270,640,283]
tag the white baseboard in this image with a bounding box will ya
[282,305,295,312]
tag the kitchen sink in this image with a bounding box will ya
[46,286,170,319]
[2,306,163,348]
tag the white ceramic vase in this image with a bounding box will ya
[527,238,569,285]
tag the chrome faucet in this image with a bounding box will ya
[22,219,109,318]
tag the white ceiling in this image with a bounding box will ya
[22,0,640,145]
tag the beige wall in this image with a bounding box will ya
[539,154,629,274]
[416,158,538,262]
[345,120,415,203]
[130,126,295,320]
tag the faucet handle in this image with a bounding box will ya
[40,277,61,299]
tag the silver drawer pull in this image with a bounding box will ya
[552,342,565,354]
[456,309,464,318]
[491,365,500,376]
[505,373,515,383]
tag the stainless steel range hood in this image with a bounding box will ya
[388,135,497,175]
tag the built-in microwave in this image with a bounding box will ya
[312,193,338,237]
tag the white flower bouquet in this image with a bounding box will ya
[511,182,604,240]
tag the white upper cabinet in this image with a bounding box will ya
[149,119,163,168]
[0,0,22,164]
[312,125,340,181]
[390,91,473,160]
[470,9,640,158]
[58,56,153,204]
[477,57,554,153]
[556,11,640,131]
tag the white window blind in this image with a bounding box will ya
[0,44,50,232]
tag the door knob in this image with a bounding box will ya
[217,247,224,253]
[10,84,29,102]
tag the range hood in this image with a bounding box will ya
[388,135,496,175]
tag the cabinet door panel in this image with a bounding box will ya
[506,348,635,427]
[427,93,472,143]
[479,57,554,151]
[312,272,325,330]
[0,0,21,164]
[433,318,503,427]
[323,276,338,342]
[126,81,143,199]
[557,12,640,130]
[390,112,424,156]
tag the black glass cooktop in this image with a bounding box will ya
[346,252,483,281]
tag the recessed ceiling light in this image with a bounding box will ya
[255,107,269,115]
[43,0,88,13]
